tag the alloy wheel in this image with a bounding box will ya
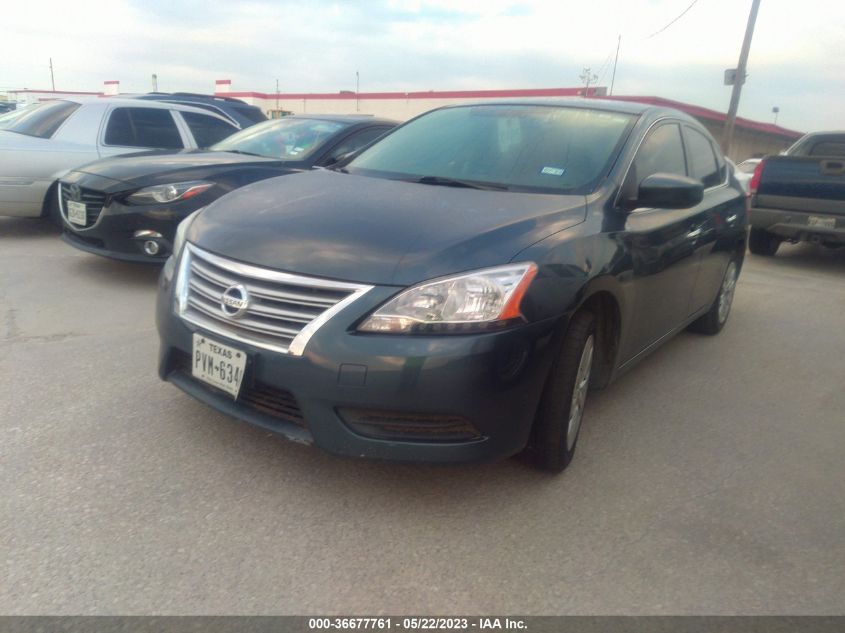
[718,261,738,324]
[566,334,594,452]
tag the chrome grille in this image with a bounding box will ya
[59,182,107,227]
[175,244,373,355]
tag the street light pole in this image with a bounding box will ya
[49,58,55,91]
[356,71,360,112]
[722,0,762,156]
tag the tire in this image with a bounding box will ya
[688,259,739,335]
[748,228,780,256]
[528,310,596,472]
[44,186,63,228]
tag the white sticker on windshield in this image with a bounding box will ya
[541,166,565,176]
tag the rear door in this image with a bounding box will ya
[617,121,707,362]
[99,107,187,157]
[682,124,745,314]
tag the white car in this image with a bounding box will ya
[0,97,239,219]
[733,157,762,193]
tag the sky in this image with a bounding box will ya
[2,0,844,131]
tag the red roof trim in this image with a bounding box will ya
[103,80,119,85]
[606,95,803,138]
[221,86,594,101]
[215,79,232,84]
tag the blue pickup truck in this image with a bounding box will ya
[748,131,845,255]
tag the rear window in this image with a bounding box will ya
[182,111,238,147]
[684,126,722,188]
[235,107,268,125]
[347,105,635,193]
[808,140,845,157]
[4,100,80,138]
[104,107,183,149]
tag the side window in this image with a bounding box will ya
[321,127,391,165]
[182,111,238,148]
[104,107,183,149]
[684,126,721,188]
[634,123,687,180]
[622,123,686,202]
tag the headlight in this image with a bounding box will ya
[358,263,537,334]
[172,209,202,257]
[126,181,213,205]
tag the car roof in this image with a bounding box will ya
[39,96,234,121]
[433,97,708,125]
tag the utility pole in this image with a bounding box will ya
[610,35,621,96]
[722,0,762,156]
[772,106,779,125]
[579,67,598,97]
[152,73,158,92]
[275,79,280,115]
[49,58,55,91]
[355,71,360,112]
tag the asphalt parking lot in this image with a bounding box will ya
[1,217,844,615]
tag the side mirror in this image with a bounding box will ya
[635,173,704,210]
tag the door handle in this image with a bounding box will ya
[686,228,702,239]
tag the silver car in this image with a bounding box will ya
[0,97,239,219]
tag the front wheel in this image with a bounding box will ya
[688,259,738,335]
[528,310,596,472]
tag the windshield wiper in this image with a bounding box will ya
[416,175,508,191]
[218,149,266,157]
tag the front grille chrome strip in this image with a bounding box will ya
[175,243,373,356]
[58,182,107,230]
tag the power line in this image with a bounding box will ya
[646,0,700,39]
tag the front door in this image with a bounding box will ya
[617,121,708,363]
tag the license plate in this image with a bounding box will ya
[807,215,836,229]
[67,200,87,226]
[191,333,247,398]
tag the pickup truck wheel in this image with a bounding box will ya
[688,259,738,335]
[748,228,780,256]
[527,310,595,472]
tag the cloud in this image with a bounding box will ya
[3,0,842,130]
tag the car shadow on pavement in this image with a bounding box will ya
[760,242,845,274]
[69,253,162,287]
[0,217,61,239]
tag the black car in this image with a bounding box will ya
[59,115,397,262]
[156,100,747,471]
[134,93,266,129]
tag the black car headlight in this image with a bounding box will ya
[126,181,213,205]
[358,263,537,334]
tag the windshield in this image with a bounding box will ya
[3,100,81,138]
[210,117,350,160]
[347,104,635,193]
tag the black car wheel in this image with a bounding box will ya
[529,310,596,472]
[748,228,780,256]
[688,258,739,335]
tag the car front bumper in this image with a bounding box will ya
[155,258,564,464]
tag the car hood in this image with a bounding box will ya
[73,150,287,186]
[189,170,586,286]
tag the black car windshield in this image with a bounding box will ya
[347,104,635,193]
[210,117,350,160]
[3,100,81,138]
